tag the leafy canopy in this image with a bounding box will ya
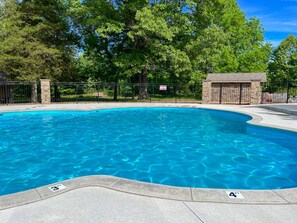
[268,35,297,82]
[0,0,272,84]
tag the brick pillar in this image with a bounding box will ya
[202,80,212,104]
[40,79,51,104]
[250,80,262,104]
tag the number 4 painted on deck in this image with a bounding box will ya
[226,191,244,199]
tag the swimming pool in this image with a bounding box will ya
[0,107,297,195]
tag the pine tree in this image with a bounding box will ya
[0,0,78,81]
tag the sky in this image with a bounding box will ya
[237,0,297,47]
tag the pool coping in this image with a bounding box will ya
[1,175,297,210]
[1,103,297,210]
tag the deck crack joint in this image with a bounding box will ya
[183,202,204,223]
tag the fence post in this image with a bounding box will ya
[97,84,100,102]
[4,82,8,104]
[219,84,222,104]
[74,84,77,103]
[149,84,152,103]
[113,82,118,101]
[286,80,290,103]
[132,84,135,100]
[239,83,243,105]
[40,79,51,104]
[175,85,178,103]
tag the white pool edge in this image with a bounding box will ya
[1,103,297,210]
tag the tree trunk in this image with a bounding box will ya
[113,82,118,101]
[138,67,149,100]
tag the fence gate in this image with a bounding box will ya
[211,83,251,104]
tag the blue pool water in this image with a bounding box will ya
[0,107,297,195]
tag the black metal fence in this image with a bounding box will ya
[1,80,297,105]
[0,81,40,105]
[51,82,202,103]
[261,81,297,104]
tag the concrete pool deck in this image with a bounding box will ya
[0,103,297,223]
[260,104,297,116]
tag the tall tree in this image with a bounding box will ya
[72,0,271,99]
[191,0,271,74]
[0,0,78,81]
[74,0,193,99]
[116,1,192,98]
[268,35,297,82]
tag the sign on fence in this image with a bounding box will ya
[159,85,167,91]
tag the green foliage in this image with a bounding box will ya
[192,0,271,74]
[186,24,228,75]
[234,18,272,72]
[0,0,78,81]
[1,0,273,85]
[268,35,297,82]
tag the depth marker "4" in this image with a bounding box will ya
[225,191,244,199]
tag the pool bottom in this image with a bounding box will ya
[1,105,297,201]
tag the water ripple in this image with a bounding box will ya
[0,108,297,195]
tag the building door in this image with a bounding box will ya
[211,83,251,104]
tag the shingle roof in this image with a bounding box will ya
[205,73,267,83]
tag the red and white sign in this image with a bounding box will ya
[159,85,167,91]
